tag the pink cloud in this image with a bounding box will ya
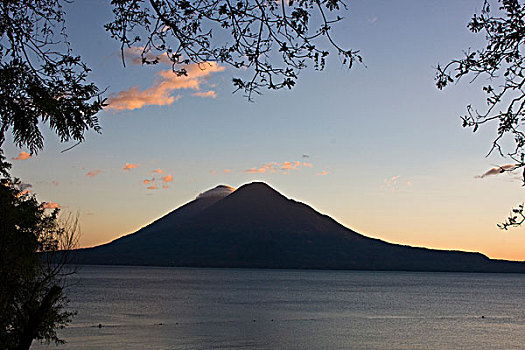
[12,151,31,161]
[192,90,217,98]
[224,169,231,173]
[86,169,101,177]
[153,169,164,174]
[16,189,31,198]
[245,161,313,174]
[147,184,158,190]
[162,174,173,183]
[42,201,60,209]
[245,162,278,174]
[316,171,329,176]
[123,163,140,171]
[107,62,225,111]
[477,164,519,178]
[144,178,154,185]
[162,184,169,189]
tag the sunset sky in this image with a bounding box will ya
[4,0,525,261]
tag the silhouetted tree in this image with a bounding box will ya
[106,0,360,99]
[1,0,358,346]
[1,0,358,156]
[0,153,78,349]
[436,0,525,228]
[0,0,105,155]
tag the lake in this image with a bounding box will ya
[32,265,525,349]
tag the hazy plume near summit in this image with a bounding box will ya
[196,185,236,199]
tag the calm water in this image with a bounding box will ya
[33,266,525,349]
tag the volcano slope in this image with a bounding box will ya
[73,182,525,272]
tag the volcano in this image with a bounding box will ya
[73,182,525,272]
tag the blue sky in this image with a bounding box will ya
[5,0,525,260]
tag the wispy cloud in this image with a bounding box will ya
[107,62,224,111]
[245,162,278,174]
[281,161,301,172]
[12,151,31,161]
[245,161,314,175]
[86,169,101,177]
[382,175,411,193]
[123,163,140,171]
[153,169,164,174]
[315,170,329,176]
[224,169,231,173]
[144,178,154,185]
[147,184,157,190]
[18,182,32,191]
[42,201,60,209]
[192,91,217,98]
[476,164,519,178]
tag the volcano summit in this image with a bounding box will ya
[73,182,525,272]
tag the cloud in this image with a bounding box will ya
[42,201,60,209]
[147,184,158,190]
[477,164,518,178]
[245,162,278,174]
[162,184,169,189]
[245,161,314,175]
[316,171,329,176]
[281,161,301,171]
[86,169,101,177]
[16,189,32,197]
[18,182,32,191]
[153,169,164,174]
[383,176,400,192]
[367,16,378,24]
[382,175,412,193]
[162,174,173,183]
[12,151,31,161]
[123,163,140,171]
[16,182,33,197]
[224,169,231,173]
[124,46,173,66]
[107,62,225,111]
[144,178,154,185]
[197,185,236,199]
[192,90,217,98]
